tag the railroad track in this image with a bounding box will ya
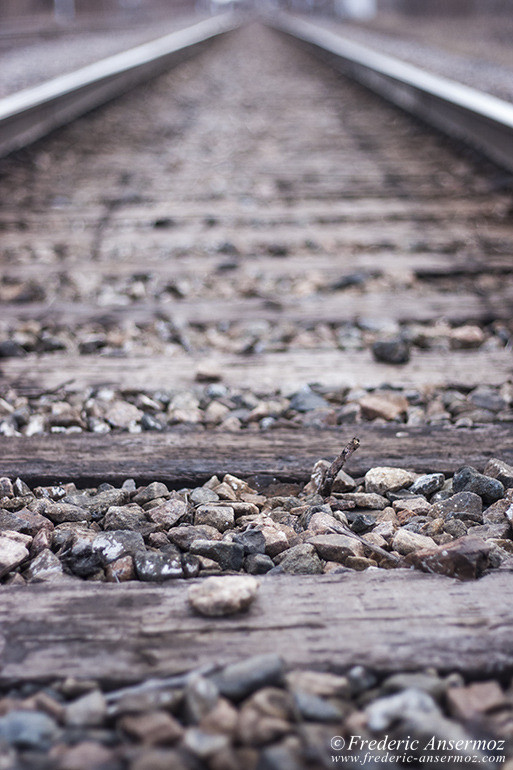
[1,17,513,769]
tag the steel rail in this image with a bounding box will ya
[0,14,239,158]
[269,13,513,174]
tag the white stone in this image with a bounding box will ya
[365,466,415,495]
[392,529,436,555]
[188,576,259,617]
[0,536,29,578]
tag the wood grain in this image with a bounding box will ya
[1,424,512,487]
[0,570,512,685]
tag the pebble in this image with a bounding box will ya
[359,392,409,421]
[365,467,416,496]
[276,543,323,574]
[119,710,184,745]
[0,536,29,578]
[244,553,274,574]
[0,710,58,749]
[452,465,504,503]
[189,540,244,571]
[404,535,491,580]
[65,690,107,727]
[408,473,445,496]
[211,654,284,701]
[288,386,329,413]
[430,491,483,521]
[134,551,183,581]
[308,533,363,562]
[392,529,436,555]
[24,548,63,582]
[188,575,259,617]
[484,458,513,489]
[195,505,235,532]
[372,337,411,364]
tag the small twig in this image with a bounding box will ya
[319,436,360,498]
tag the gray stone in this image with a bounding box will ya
[331,469,357,493]
[293,691,342,722]
[189,539,244,571]
[188,575,258,617]
[92,531,145,565]
[468,387,507,413]
[147,499,187,529]
[372,337,410,365]
[335,492,389,510]
[289,385,329,413]
[308,533,363,562]
[0,508,51,535]
[190,487,219,505]
[13,478,31,497]
[0,535,29,578]
[133,482,170,505]
[0,710,58,749]
[366,688,441,732]
[104,505,147,531]
[65,689,107,727]
[81,488,129,517]
[484,458,513,489]
[431,492,483,521]
[233,529,266,555]
[37,500,89,524]
[244,553,274,574]
[168,525,222,550]
[134,550,183,581]
[182,727,229,758]
[25,548,63,582]
[184,674,219,724]
[195,505,235,532]
[409,473,445,497]
[210,654,284,701]
[277,544,323,574]
[452,466,504,504]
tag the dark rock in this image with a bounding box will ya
[210,654,284,701]
[277,544,323,574]
[0,477,14,498]
[82,488,130,517]
[452,466,504,504]
[289,386,329,413]
[141,413,165,431]
[408,473,445,496]
[431,491,483,521]
[134,550,183,581]
[233,530,266,555]
[484,458,513,489]
[244,553,274,574]
[468,387,507,413]
[92,531,145,565]
[181,553,201,579]
[403,535,491,580]
[0,340,26,358]
[189,540,244,571]
[372,337,410,365]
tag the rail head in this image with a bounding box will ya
[269,13,513,174]
[0,14,240,157]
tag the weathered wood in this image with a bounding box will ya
[1,424,512,487]
[0,571,512,685]
[3,285,513,326]
[2,347,511,395]
[3,250,513,284]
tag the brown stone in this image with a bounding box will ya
[55,741,115,770]
[447,681,507,720]
[403,535,491,580]
[359,393,408,421]
[105,555,135,583]
[308,533,364,563]
[119,710,184,745]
